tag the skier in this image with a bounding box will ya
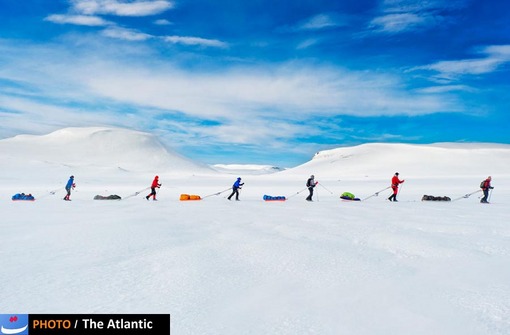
[388,172,405,202]
[64,175,75,201]
[305,175,318,201]
[227,177,244,201]
[146,175,161,201]
[480,176,494,203]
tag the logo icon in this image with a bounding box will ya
[0,315,28,335]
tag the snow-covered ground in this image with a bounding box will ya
[1,128,509,335]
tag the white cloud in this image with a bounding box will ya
[0,94,129,137]
[413,45,510,81]
[369,13,425,33]
[381,0,467,13]
[369,0,467,33]
[422,58,501,76]
[280,13,348,33]
[153,19,172,26]
[102,27,153,41]
[296,39,318,50]
[299,14,344,30]
[71,0,174,17]
[484,45,510,59]
[381,0,436,13]
[77,62,454,120]
[416,85,475,94]
[193,120,307,146]
[163,36,228,48]
[45,14,111,26]
[0,39,461,150]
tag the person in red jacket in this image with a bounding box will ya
[388,172,405,202]
[480,176,494,203]
[146,175,161,201]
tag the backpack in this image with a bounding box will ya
[480,180,486,189]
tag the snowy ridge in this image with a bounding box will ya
[287,143,510,179]
[0,127,212,174]
[2,128,508,179]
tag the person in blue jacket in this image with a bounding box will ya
[227,177,244,201]
[64,175,75,201]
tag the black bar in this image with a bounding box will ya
[28,314,170,334]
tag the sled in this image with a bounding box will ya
[12,193,36,201]
[180,194,202,201]
[421,195,451,201]
[340,196,361,201]
[94,195,122,200]
[263,195,286,201]
[340,192,360,201]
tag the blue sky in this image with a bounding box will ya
[1,0,509,167]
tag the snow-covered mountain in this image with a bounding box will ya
[286,143,510,179]
[2,128,508,180]
[0,127,212,175]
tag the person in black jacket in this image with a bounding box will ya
[305,175,318,201]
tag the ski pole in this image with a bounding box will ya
[397,183,403,199]
[362,186,391,201]
[488,188,493,202]
[317,182,334,194]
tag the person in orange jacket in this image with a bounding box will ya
[388,172,405,202]
[146,175,161,201]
